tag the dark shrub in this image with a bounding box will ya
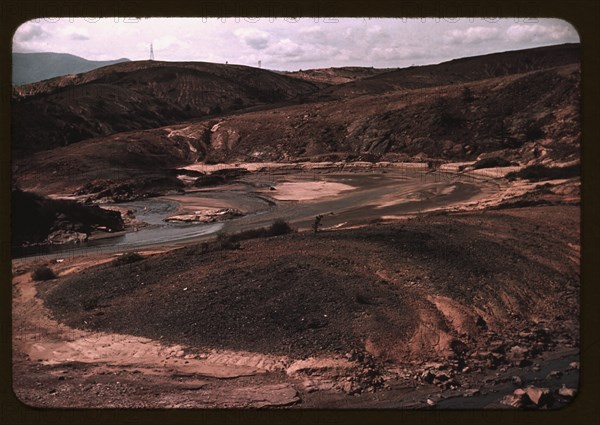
[461,86,475,103]
[32,266,57,281]
[231,228,267,242]
[112,252,144,266]
[268,219,293,236]
[215,233,241,250]
[506,164,580,182]
[186,219,294,256]
[473,157,512,170]
[312,214,324,233]
[525,123,545,141]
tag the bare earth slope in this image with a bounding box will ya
[12,60,320,156]
[313,43,580,99]
[197,64,580,163]
[12,47,580,197]
[40,205,579,364]
[281,66,395,86]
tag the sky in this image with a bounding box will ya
[12,17,579,71]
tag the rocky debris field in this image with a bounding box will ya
[31,205,579,407]
[165,207,243,223]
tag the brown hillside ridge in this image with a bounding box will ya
[280,66,396,86]
[12,60,320,156]
[12,43,580,199]
[313,43,580,99]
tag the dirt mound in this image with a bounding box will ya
[39,206,579,363]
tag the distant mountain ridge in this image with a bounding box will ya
[12,52,130,85]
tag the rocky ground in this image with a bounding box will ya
[12,203,580,408]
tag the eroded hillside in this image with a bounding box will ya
[12,60,320,156]
[12,44,580,197]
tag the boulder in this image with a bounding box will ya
[525,386,553,407]
[507,345,529,361]
[421,370,435,384]
[501,389,530,408]
[463,388,481,397]
[511,375,523,386]
[47,230,88,245]
[546,370,563,380]
[557,386,577,398]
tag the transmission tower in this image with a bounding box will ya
[258,60,261,68]
[149,43,155,61]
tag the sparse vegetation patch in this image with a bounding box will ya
[32,266,57,281]
[472,157,513,169]
[506,164,580,182]
[112,252,144,266]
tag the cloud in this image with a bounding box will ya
[153,35,188,51]
[62,27,90,41]
[13,22,49,43]
[267,38,304,59]
[444,26,500,44]
[369,46,430,62]
[297,25,327,44]
[234,27,270,50]
[10,18,580,70]
[505,24,574,44]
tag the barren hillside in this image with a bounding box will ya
[12,61,320,156]
[39,206,579,363]
[281,66,395,86]
[12,44,580,198]
[312,43,580,100]
[199,64,580,163]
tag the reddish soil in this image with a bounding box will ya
[12,204,579,408]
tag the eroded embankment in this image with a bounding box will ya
[38,205,579,365]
